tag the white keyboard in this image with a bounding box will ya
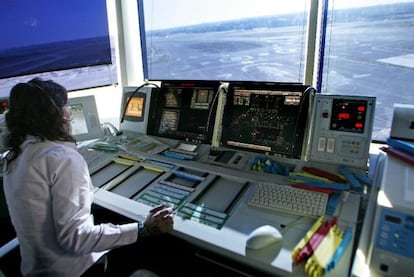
[248,183,329,216]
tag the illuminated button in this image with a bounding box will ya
[339,112,350,119]
[327,138,335,153]
[355,122,363,129]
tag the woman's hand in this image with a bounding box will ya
[142,204,174,236]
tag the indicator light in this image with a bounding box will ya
[338,113,350,119]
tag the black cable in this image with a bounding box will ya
[120,82,159,124]
[290,85,315,157]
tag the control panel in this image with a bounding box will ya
[374,208,414,260]
[369,155,414,276]
[309,94,375,169]
[352,153,414,276]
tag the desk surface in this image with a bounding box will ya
[85,134,362,276]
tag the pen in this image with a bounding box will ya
[326,227,353,272]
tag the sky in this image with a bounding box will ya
[0,0,109,50]
[141,0,414,30]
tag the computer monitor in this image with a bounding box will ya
[148,80,221,144]
[67,95,103,141]
[220,82,312,159]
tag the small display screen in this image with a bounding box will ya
[158,110,179,134]
[125,96,144,118]
[164,89,181,108]
[69,103,88,135]
[122,90,146,122]
[191,88,213,109]
[330,99,368,133]
[196,89,209,103]
[149,81,221,143]
[385,215,402,224]
[67,95,103,141]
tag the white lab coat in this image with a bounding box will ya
[3,136,138,276]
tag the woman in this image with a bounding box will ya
[2,78,174,276]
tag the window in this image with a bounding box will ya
[138,0,309,82]
[0,0,117,98]
[321,0,414,142]
[139,0,414,143]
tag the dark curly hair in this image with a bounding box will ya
[5,78,76,161]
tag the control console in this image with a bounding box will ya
[308,94,375,169]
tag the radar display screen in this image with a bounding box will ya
[221,82,311,158]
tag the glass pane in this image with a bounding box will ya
[0,0,116,97]
[321,0,414,142]
[139,0,309,82]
